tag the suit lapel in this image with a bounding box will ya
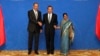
[50,14,53,23]
[47,14,49,23]
[37,11,39,19]
[47,13,53,24]
[32,10,37,20]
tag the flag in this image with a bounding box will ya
[0,5,5,46]
[96,4,100,40]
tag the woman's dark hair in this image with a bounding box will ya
[63,13,68,17]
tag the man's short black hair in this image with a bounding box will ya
[47,5,53,9]
[33,2,38,6]
[63,13,68,17]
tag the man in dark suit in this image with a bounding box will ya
[43,5,58,56]
[27,2,42,55]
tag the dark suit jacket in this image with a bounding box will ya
[27,10,42,32]
[43,13,58,33]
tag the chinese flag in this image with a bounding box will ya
[96,4,100,40]
[0,6,5,46]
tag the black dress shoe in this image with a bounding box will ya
[35,51,39,55]
[51,52,54,54]
[47,52,50,55]
[28,51,31,55]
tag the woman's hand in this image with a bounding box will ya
[56,26,60,29]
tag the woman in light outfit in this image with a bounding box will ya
[60,13,74,56]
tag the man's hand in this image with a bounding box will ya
[40,29,42,33]
[38,21,42,26]
[54,25,57,29]
[56,26,60,29]
[54,25,60,29]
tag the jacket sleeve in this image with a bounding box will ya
[38,12,43,29]
[43,14,45,25]
[54,14,58,25]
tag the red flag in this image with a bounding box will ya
[96,4,100,40]
[0,6,5,46]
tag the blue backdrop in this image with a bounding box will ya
[0,0,100,50]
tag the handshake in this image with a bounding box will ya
[37,21,42,33]
[54,25,60,29]
[37,22,60,29]
[38,21,42,26]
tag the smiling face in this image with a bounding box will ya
[63,14,68,20]
[47,6,53,14]
[33,3,39,11]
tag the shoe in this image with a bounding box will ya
[47,52,50,55]
[28,51,31,55]
[35,51,39,55]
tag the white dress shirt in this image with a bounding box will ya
[33,9,38,20]
[48,13,52,23]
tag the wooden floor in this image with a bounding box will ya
[0,50,100,56]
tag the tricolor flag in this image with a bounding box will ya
[0,5,6,46]
[95,4,100,40]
